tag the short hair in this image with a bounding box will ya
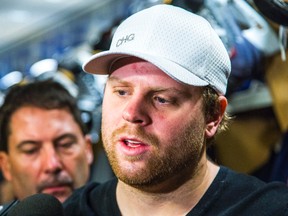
[202,86,231,147]
[0,80,88,152]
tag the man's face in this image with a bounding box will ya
[101,58,210,192]
[0,107,93,203]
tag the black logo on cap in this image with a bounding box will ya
[116,34,135,47]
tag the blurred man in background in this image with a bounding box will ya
[0,80,93,203]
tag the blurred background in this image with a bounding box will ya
[0,0,287,203]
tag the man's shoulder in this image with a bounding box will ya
[217,166,288,199]
[203,166,288,215]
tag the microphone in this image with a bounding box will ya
[0,200,19,216]
[4,193,64,216]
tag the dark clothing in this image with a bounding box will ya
[63,166,288,216]
[253,132,288,184]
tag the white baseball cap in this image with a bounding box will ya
[83,4,231,95]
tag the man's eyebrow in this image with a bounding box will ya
[54,134,77,143]
[16,134,77,149]
[153,87,193,97]
[108,76,194,96]
[107,76,130,85]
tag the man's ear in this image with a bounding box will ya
[205,96,228,138]
[0,151,12,181]
[84,135,94,165]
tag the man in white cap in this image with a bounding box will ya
[63,4,288,216]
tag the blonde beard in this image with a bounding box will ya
[102,120,206,192]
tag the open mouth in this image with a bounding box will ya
[124,139,143,147]
[119,137,150,156]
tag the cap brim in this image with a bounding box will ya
[83,50,208,87]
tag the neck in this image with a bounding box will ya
[116,158,220,216]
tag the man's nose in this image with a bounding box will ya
[43,147,63,174]
[122,95,151,126]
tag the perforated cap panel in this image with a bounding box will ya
[83,4,231,95]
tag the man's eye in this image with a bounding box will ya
[117,90,126,96]
[155,96,169,104]
[58,142,74,149]
[22,148,38,155]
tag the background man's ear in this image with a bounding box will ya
[0,152,12,181]
[84,135,94,165]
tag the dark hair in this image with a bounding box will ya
[0,80,88,152]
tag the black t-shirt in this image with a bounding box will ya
[63,166,288,216]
